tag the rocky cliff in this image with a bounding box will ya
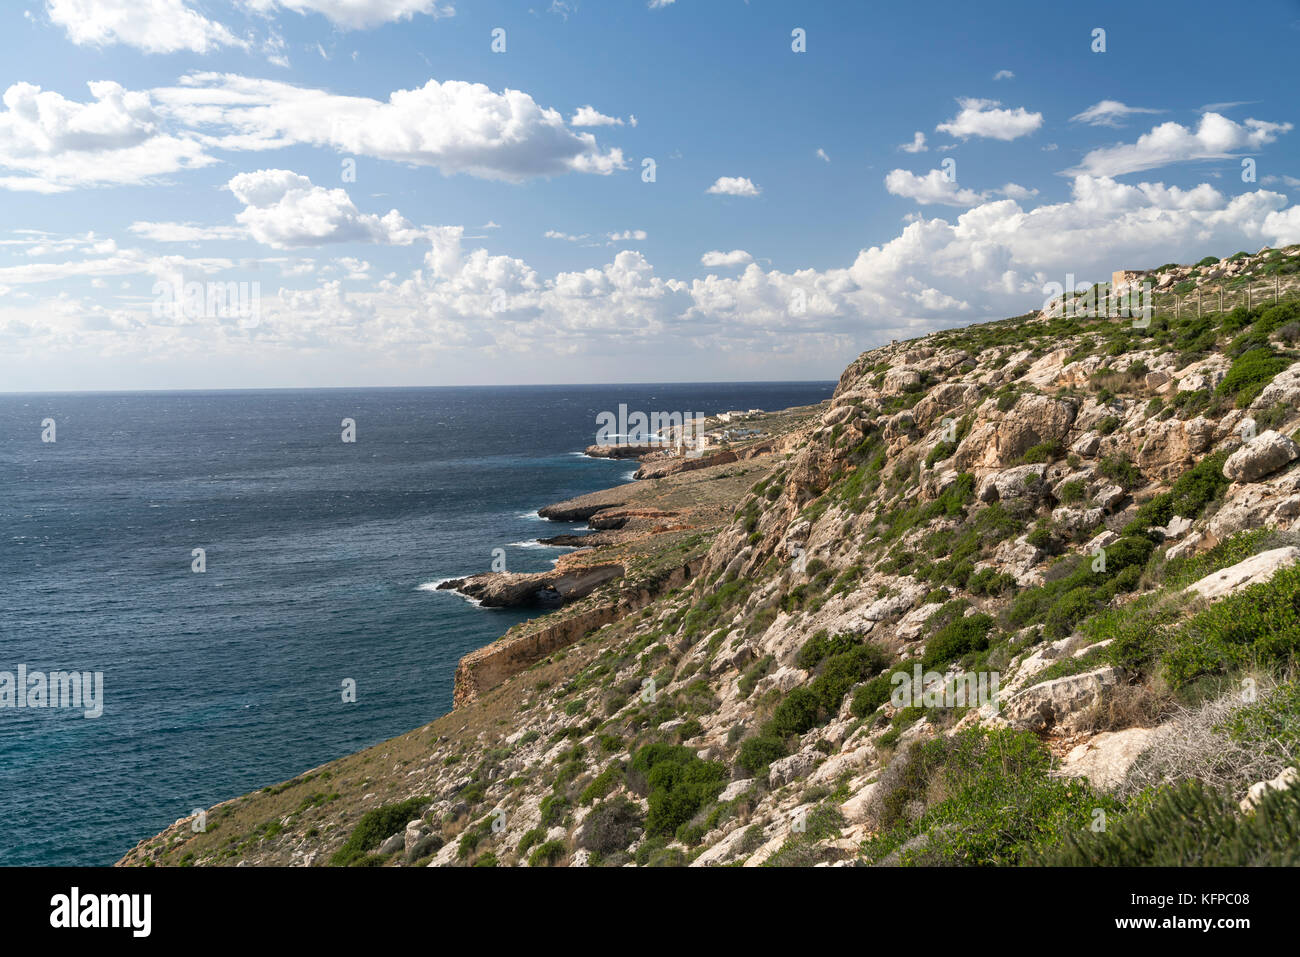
[120,245,1300,868]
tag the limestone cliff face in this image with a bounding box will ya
[452,559,701,708]
[120,246,1300,869]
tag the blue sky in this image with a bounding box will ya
[2,0,1299,391]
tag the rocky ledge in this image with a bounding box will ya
[437,565,625,609]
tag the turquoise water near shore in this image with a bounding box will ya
[0,382,832,865]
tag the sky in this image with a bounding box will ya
[1,0,1299,392]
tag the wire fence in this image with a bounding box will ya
[1150,274,1300,319]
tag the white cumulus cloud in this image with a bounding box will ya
[936,97,1042,141]
[885,169,988,207]
[570,105,625,127]
[1069,112,1293,177]
[154,73,626,182]
[899,131,927,153]
[227,169,430,248]
[241,1,456,30]
[46,0,244,54]
[0,80,212,192]
[700,249,752,268]
[707,176,761,197]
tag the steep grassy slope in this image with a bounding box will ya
[121,246,1300,867]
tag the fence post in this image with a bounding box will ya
[1219,286,1224,313]
[1247,284,1251,310]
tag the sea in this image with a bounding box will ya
[0,382,833,866]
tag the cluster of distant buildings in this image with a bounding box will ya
[667,410,767,455]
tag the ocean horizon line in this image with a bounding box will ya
[0,378,839,398]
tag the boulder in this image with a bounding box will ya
[1165,532,1202,561]
[1002,667,1124,733]
[768,750,820,788]
[1250,361,1300,410]
[718,779,754,802]
[1085,530,1119,553]
[821,404,856,427]
[1222,430,1299,484]
[977,464,1050,503]
[1094,484,1126,511]
[882,366,922,396]
[894,602,944,641]
[993,536,1046,584]
[1184,547,1299,600]
[839,780,880,824]
[404,819,430,856]
[1185,416,1215,454]
[955,394,1077,470]
[1072,432,1101,457]
[1134,417,1196,480]
[1052,505,1105,534]
[1057,727,1156,791]
[1240,766,1300,813]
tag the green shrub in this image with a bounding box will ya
[850,671,897,718]
[926,441,957,467]
[1095,415,1120,436]
[861,728,1114,865]
[1021,440,1064,464]
[1098,454,1143,490]
[539,792,569,827]
[737,734,789,774]
[1040,779,1300,865]
[629,743,728,838]
[579,763,623,805]
[329,797,428,867]
[516,827,545,855]
[527,839,566,867]
[1005,535,1155,639]
[578,796,644,855]
[772,642,888,734]
[769,687,822,736]
[1217,346,1290,407]
[1125,451,1230,532]
[922,613,994,669]
[968,567,1018,596]
[796,631,860,670]
[1161,565,1300,688]
[1026,523,1053,549]
[1057,479,1086,504]
[1220,680,1300,755]
[737,654,774,698]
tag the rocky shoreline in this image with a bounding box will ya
[437,409,822,703]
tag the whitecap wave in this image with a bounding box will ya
[416,579,483,607]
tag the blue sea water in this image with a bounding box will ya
[0,382,833,866]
